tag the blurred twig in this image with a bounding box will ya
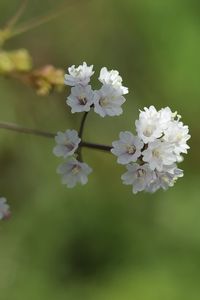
[4,0,28,29]
[11,1,75,37]
[0,121,55,138]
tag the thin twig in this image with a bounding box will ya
[78,112,89,161]
[0,121,55,138]
[5,0,28,29]
[78,112,88,139]
[0,121,112,152]
[81,141,112,152]
[11,1,73,37]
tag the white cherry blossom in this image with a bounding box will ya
[64,62,94,86]
[99,67,128,95]
[121,163,154,194]
[94,84,126,117]
[57,158,92,188]
[145,164,184,193]
[163,120,190,156]
[142,140,177,171]
[135,106,163,143]
[67,85,94,113]
[53,130,81,158]
[111,131,144,164]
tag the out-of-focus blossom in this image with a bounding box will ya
[0,49,32,74]
[0,198,11,220]
[32,65,64,96]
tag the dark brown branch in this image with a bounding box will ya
[81,141,112,152]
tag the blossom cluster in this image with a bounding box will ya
[53,62,129,188]
[53,62,190,194]
[0,197,10,221]
[53,130,92,188]
[64,62,128,117]
[111,106,190,193]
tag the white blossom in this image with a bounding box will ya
[111,131,144,164]
[142,140,177,171]
[53,130,81,158]
[94,84,126,117]
[121,163,154,194]
[67,85,95,113]
[135,106,164,143]
[57,158,92,188]
[64,62,94,86]
[0,198,10,220]
[163,120,190,156]
[99,67,128,95]
[145,164,184,193]
[119,106,190,193]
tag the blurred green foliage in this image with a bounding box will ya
[0,0,200,299]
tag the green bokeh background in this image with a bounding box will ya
[0,0,200,299]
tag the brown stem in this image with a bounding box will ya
[0,121,112,152]
[77,112,89,161]
[0,121,55,138]
[78,112,88,138]
[81,141,112,152]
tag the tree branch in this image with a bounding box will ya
[0,121,112,152]
[0,121,55,138]
[81,141,112,152]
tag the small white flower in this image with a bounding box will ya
[99,67,128,95]
[64,62,94,86]
[159,107,176,129]
[57,158,92,188]
[67,85,95,113]
[145,164,184,193]
[0,197,10,220]
[135,106,163,143]
[121,163,154,194]
[94,84,126,117]
[111,131,144,164]
[53,130,81,158]
[163,120,190,156]
[142,140,177,171]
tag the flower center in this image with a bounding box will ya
[137,169,146,177]
[74,69,81,77]
[126,145,136,154]
[66,143,75,151]
[143,125,154,137]
[161,175,170,184]
[78,96,87,105]
[152,149,160,158]
[176,133,182,142]
[100,97,109,107]
[72,165,81,175]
